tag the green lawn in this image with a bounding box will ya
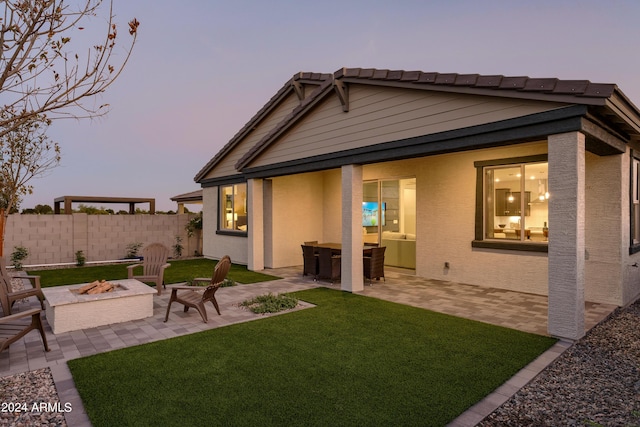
[28,258,279,287]
[68,288,557,427]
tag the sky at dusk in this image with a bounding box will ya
[19,0,640,212]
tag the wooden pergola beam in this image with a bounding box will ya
[53,196,156,214]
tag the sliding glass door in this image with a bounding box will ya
[363,178,416,269]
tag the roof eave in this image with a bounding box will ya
[194,72,332,183]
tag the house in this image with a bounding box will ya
[195,67,640,341]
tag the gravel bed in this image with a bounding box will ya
[0,368,67,426]
[480,299,640,426]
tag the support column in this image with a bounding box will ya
[341,164,364,292]
[247,179,264,271]
[548,132,585,340]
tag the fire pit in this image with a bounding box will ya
[42,279,156,334]
[71,280,123,295]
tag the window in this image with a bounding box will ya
[219,183,247,233]
[632,158,640,247]
[474,155,548,251]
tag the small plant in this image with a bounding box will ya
[10,246,29,270]
[189,277,236,287]
[125,242,143,259]
[241,292,298,314]
[221,277,236,287]
[173,236,183,258]
[185,212,202,237]
[75,250,86,267]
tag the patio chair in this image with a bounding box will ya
[164,255,231,323]
[363,246,386,285]
[317,247,341,284]
[301,245,318,279]
[127,243,171,295]
[0,256,45,315]
[0,308,50,353]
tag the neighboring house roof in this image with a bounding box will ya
[170,190,203,203]
[197,67,640,184]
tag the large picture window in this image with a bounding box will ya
[219,183,247,233]
[474,155,549,251]
[484,162,548,242]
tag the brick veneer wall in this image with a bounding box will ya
[3,213,200,265]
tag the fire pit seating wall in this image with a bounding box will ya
[380,231,416,269]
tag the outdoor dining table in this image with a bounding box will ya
[313,243,375,256]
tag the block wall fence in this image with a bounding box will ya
[3,213,200,266]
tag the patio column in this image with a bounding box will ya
[548,131,585,341]
[247,178,264,271]
[341,164,364,292]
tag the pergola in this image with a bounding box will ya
[54,196,156,214]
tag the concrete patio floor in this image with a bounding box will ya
[0,267,618,426]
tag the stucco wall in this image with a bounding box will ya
[359,142,549,295]
[269,172,326,268]
[4,213,199,265]
[200,140,640,306]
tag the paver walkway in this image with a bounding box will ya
[1,267,617,426]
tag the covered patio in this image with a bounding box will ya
[273,266,616,336]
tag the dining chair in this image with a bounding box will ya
[363,246,386,285]
[318,247,340,283]
[301,245,319,279]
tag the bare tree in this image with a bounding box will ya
[0,0,140,137]
[0,0,138,256]
[0,115,61,254]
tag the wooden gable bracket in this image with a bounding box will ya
[292,80,305,100]
[333,79,349,112]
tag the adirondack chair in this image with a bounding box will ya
[164,256,231,323]
[127,243,171,295]
[0,308,50,353]
[0,256,45,315]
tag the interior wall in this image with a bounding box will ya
[401,181,416,235]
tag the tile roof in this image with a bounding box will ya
[335,68,617,98]
[197,67,637,182]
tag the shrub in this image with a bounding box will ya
[173,236,183,258]
[10,246,29,270]
[241,292,298,314]
[125,242,143,259]
[189,277,236,287]
[75,250,86,267]
[221,278,236,287]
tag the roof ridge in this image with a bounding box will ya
[335,68,616,98]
